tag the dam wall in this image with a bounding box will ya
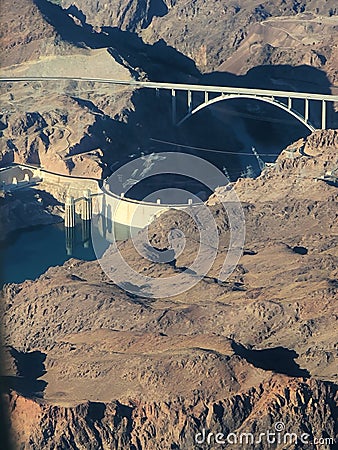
[1,165,201,234]
[0,164,100,214]
[98,184,195,228]
[93,186,199,242]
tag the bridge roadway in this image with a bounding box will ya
[1,76,337,101]
[1,76,337,130]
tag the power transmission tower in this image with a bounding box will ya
[251,146,266,172]
[222,166,230,183]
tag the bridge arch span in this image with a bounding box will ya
[177,94,316,132]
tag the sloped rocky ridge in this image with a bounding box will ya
[4,379,337,449]
[59,0,338,79]
[1,130,337,449]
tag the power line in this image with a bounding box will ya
[149,138,279,157]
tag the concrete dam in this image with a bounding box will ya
[0,155,217,245]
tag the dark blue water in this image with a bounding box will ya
[0,221,110,285]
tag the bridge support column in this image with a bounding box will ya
[305,98,309,123]
[65,196,75,228]
[81,189,92,221]
[171,89,176,124]
[321,100,326,129]
[204,91,208,103]
[188,90,192,113]
[288,97,292,110]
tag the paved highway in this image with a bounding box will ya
[1,76,337,101]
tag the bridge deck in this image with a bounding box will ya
[1,76,337,102]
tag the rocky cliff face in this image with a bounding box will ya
[0,0,139,178]
[143,0,338,76]
[2,130,337,448]
[0,0,71,67]
[1,93,106,177]
[57,0,338,79]
[0,189,63,241]
[60,0,170,32]
[217,16,338,88]
[5,377,337,449]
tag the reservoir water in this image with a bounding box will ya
[0,221,112,286]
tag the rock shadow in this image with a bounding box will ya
[2,347,47,398]
[87,401,106,422]
[292,245,308,255]
[231,342,310,378]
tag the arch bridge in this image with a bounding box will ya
[1,76,337,131]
